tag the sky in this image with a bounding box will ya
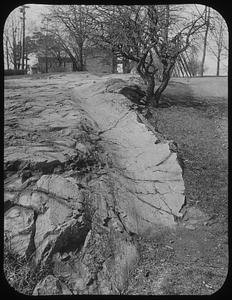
[5,4,228,75]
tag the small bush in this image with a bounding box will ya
[4,69,26,76]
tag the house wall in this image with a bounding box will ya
[63,62,73,72]
[85,48,116,74]
[38,58,73,73]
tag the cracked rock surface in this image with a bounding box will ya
[73,76,185,236]
[4,73,185,295]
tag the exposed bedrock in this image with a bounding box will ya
[73,77,185,236]
[4,74,185,295]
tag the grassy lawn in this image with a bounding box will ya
[150,78,228,219]
[126,77,228,295]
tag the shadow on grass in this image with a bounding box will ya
[159,94,209,110]
[159,93,227,118]
[155,80,227,115]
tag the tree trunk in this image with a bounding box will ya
[79,45,84,71]
[153,64,174,107]
[25,51,28,73]
[145,74,155,104]
[175,62,181,77]
[64,47,79,71]
[216,21,223,77]
[112,51,117,73]
[45,56,48,73]
[21,7,25,71]
[184,51,194,77]
[177,59,185,77]
[136,63,156,106]
[13,49,17,70]
[153,77,169,107]
[122,57,130,73]
[136,59,174,107]
[6,39,10,69]
[179,55,189,77]
[180,53,191,77]
[57,54,63,67]
[71,57,79,71]
[200,6,210,76]
[216,54,220,76]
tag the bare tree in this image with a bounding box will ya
[3,30,10,69]
[4,8,23,70]
[185,45,202,76]
[208,11,228,76]
[199,6,211,76]
[88,5,206,107]
[44,5,92,71]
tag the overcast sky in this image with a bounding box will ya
[6,4,228,75]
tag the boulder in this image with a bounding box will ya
[183,206,209,225]
[4,174,88,264]
[34,204,85,265]
[4,206,35,257]
[33,175,87,264]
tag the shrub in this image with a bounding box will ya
[4,70,26,76]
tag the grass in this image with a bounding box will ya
[4,235,52,295]
[149,83,228,219]
[125,77,228,295]
[4,247,37,295]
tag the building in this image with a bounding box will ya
[37,56,73,73]
[84,46,134,74]
[35,48,131,74]
[84,48,117,74]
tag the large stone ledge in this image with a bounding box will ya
[4,74,185,295]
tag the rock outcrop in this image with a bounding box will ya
[74,76,185,236]
[33,275,72,295]
[4,73,185,295]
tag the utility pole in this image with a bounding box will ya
[20,5,29,72]
[5,36,10,69]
